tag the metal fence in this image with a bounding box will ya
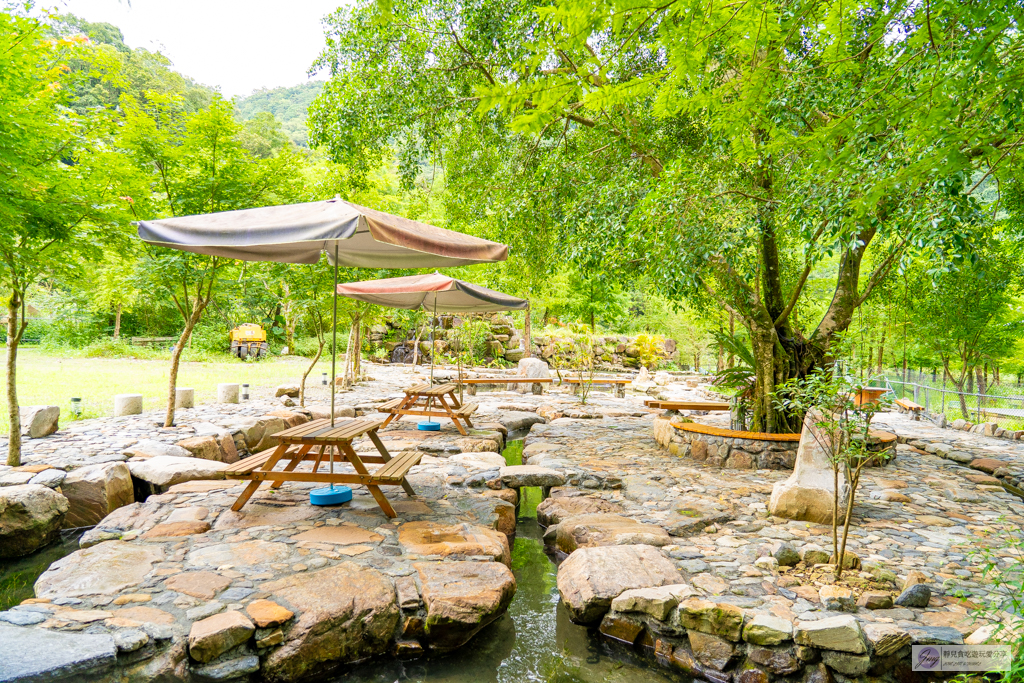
[870,376,1024,431]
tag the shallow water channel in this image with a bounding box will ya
[329,439,687,683]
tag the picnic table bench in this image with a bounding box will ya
[644,400,731,411]
[378,383,478,435]
[894,397,924,420]
[457,376,553,395]
[561,376,632,398]
[224,418,421,518]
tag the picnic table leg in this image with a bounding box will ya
[270,444,313,489]
[450,391,475,429]
[340,442,396,518]
[231,443,289,512]
[366,430,416,498]
[437,394,468,436]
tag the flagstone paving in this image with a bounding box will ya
[0,365,1022,682]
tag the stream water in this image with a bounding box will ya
[0,529,83,611]
[328,439,688,683]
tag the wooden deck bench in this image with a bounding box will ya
[894,397,924,420]
[644,400,731,412]
[458,377,553,395]
[130,336,176,347]
[562,376,631,398]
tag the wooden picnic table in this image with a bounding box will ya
[224,418,421,518]
[378,383,478,435]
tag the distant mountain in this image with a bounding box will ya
[235,81,325,147]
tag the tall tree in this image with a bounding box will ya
[123,94,304,426]
[310,0,1024,432]
[1,10,137,465]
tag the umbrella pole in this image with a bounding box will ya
[330,244,339,430]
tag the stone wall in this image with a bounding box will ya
[947,418,1024,441]
[367,313,677,369]
[653,417,798,470]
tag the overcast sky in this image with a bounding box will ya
[49,0,343,97]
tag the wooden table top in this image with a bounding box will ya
[404,383,457,396]
[274,418,384,443]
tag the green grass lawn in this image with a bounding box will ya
[0,347,341,432]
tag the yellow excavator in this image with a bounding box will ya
[229,323,269,359]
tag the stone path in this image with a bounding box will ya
[1,365,1022,682]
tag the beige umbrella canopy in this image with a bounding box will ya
[336,272,528,312]
[136,198,508,266]
[136,199,509,424]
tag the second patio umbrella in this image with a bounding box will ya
[337,273,528,429]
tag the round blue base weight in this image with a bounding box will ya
[417,421,441,431]
[310,486,352,506]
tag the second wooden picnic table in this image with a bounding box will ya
[378,383,478,435]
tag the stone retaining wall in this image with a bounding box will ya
[653,417,799,470]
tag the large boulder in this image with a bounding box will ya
[174,436,222,461]
[0,484,69,558]
[0,622,116,681]
[123,439,191,459]
[557,544,684,623]
[515,357,550,394]
[127,456,228,494]
[415,561,516,651]
[536,496,623,526]
[260,563,399,682]
[769,409,847,524]
[499,465,565,488]
[398,521,511,566]
[275,384,300,398]
[61,462,134,528]
[36,541,164,597]
[555,514,671,554]
[188,610,255,663]
[20,405,60,438]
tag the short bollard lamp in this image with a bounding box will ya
[70,397,82,417]
[241,384,249,400]
[322,372,328,385]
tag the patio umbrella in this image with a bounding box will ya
[137,199,510,427]
[337,273,528,429]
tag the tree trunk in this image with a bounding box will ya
[6,291,26,467]
[976,365,987,397]
[524,306,532,358]
[113,303,122,341]
[299,340,326,407]
[165,308,203,427]
[727,312,735,368]
[876,331,884,374]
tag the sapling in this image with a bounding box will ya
[775,367,892,579]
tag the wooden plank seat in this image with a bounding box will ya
[379,384,477,435]
[562,377,632,384]
[562,376,631,398]
[372,451,423,483]
[894,398,924,420]
[458,376,553,396]
[457,377,553,384]
[225,418,419,518]
[644,400,731,411]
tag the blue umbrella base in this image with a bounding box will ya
[310,486,352,506]
[417,421,441,431]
